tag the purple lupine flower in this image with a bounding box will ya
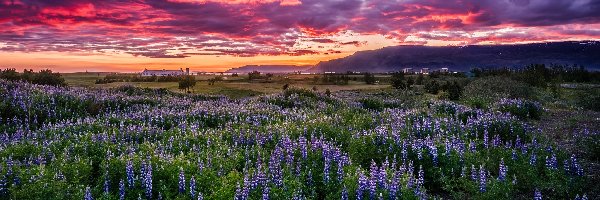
[512,149,518,160]
[262,186,269,200]
[179,168,186,194]
[103,169,110,194]
[498,158,507,182]
[357,170,368,200]
[84,186,93,200]
[234,183,242,200]
[534,188,542,200]
[323,152,331,183]
[0,175,7,196]
[369,167,377,200]
[545,154,557,170]
[378,164,387,189]
[144,162,152,199]
[479,165,486,193]
[126,160,134,188]
[469,140,476,153]
[471,165,478,182]
[571,154,583,176]
[415,165,424,196]
[530,152,537,166]
[190,176,196,199]
[341,186,348,200]
[269,148,283,187]
[197,192,203,200]
[119,179,125,200]
[389,171,399,200]
[337,161,344,182]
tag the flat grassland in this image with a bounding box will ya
[63,73,391,98]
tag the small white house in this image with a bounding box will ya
[420,68,429,74]
[403,68,413,74]
[141,68,189,76]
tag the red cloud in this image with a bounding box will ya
[0,0,598,58]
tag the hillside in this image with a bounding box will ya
[308,41,600,73]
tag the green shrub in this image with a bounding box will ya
[574,88,600,111]
[494,99,543,120]
[462,77,532,108]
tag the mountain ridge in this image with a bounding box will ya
[307,41,600,72]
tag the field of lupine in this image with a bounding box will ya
[0,79,594,199]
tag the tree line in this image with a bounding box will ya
[0,68,65,86]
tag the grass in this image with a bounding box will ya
[62,73,391,98]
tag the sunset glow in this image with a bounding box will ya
[1,0,599,72]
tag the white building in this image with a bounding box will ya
[441,68,449,73]
[141,68,189,76]
[420,68,429,74]
[403,68,413,74]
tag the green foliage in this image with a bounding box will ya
[424,80,440,94]
[0,68,20,81]
[248,71,261,80]
[363,73,376,84]
[447,81,462,101]
[461,76,532,108]
[391,72,408,89]
[178,75,196,92]
[494,99,543,120]
[574,88,600,111]
[0,68,65,86]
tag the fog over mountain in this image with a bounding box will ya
[308,41,600,73]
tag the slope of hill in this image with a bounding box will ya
[308,41,600,72]
[226,65,312,73]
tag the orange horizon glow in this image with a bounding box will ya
[0,0,599,72]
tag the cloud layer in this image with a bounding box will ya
[1,0,599,58]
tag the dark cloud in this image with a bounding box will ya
[0,0,598,58]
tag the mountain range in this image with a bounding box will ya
[224,41,600,73]
[308,41,600,72]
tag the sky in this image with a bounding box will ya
[1,0,599,72]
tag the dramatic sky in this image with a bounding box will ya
[1,0,599,72]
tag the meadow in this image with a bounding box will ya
[1,69,599,200]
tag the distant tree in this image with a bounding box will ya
[232,73,239,77]
[424,80,440,94]
[21,69,35,82]
[415,74,424,85]
[447,81,462,100]
[283,84,289,90]
[248,71,261,80]
[32,69,66,86]
[0,68,20,81]
[312,75,320,84]
[406,77,414,86]
[266,73,274,80]
[178,75,196,93]
[325,88,331,97]
[391,72,408,89]
[364,73,376,84]
[312,86,318,91]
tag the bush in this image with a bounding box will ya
[494,99,543,120]
[391,72,408,89]
[462,77,532,107]
[574,88,600,111]
[424,80,440,94]
[0,68,65,86]
[0,68,20,81]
